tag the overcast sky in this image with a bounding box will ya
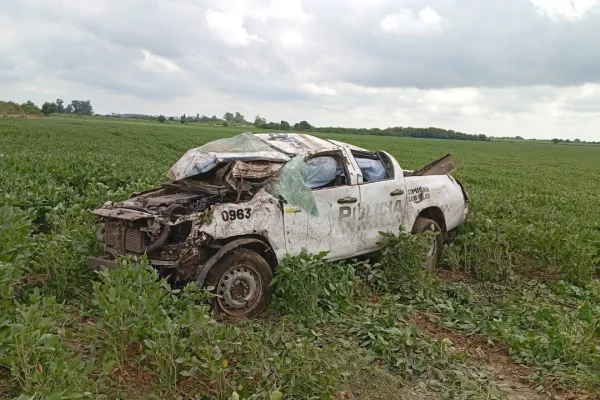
[2,0,600,140]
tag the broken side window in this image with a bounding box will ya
[305,156,345,189]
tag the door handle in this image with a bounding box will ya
[337,196,357,204]
[390,189,404,196]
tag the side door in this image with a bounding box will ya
[349,150,408,253]
[282,151,362,260]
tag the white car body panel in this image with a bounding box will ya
[196,134,468,263]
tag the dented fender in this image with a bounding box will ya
[195,238,268,287]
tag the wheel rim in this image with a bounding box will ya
[216,264,263,316]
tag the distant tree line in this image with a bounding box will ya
[310,126,489,141]
[551,137,598,145]
[153,111,486,140]
[154,111,312,131]
[42,99,94,116]
[0,99,94,116]
[153,111,600,143]
[4,98,597,144]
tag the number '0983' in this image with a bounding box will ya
[221,208,251,221]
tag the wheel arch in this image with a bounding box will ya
[195,234,277,287]
[412,207,447,234]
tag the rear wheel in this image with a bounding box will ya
[411,217,443,269]
[205,248,272,317]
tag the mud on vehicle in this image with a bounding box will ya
[89,132,469,317]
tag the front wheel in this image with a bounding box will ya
[411,217,443,269]
[205,248,273,317]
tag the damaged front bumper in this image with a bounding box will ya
[87,256,179,271]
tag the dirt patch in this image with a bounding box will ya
[0,370,15,400]
[411,312,591,400]
[346,365,439,400]
[435,268,476,283]
[412,312,512,362]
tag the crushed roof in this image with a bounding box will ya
[255,133,341,155]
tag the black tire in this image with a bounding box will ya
[411,217,443,268]
[205,248,272,317]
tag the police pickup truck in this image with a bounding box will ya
[89,133,469,316]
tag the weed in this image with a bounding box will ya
[270,250,358,324]
[2,290,96,398]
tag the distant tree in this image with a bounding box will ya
[294,120,312,130]
[551,138,560,144]
[180,113,186,124]
[211,115,219,123]
[41,102,57,116]
[574,138,581,143]
[233,112,245,124]
[20,100,40,115]
[254,115,266,127]
[280,120,290,130]
[158,115,166,123]
[168,116,175,122]
[65,104,74,114]
[200,115,210,123]
[264,121,281,130]
[515,136,524,140]
[81,100,93,115]
[565,139,572,143]
[67,100,93,115]
[223,121,229,127]
[194,113,200,123]
[223,112,234,122]
[55,98,65,113]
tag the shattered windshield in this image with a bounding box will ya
[168,133,319,216]
[273,156,319,216]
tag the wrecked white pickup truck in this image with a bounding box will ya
[89,132,469,316]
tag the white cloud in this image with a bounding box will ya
[423,87,480,106]
[205,10,263,46]
[228,57,271,74]
[140,49,181,72]
[301,83,337,96]
[280,30,303,48]
[380,7,446,35]
[530,0,600,21]
[244,0,311,22]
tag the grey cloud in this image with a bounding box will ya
[310,0,600,89]
[7,0,600,97]
[2,0,600,141]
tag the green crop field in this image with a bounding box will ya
[1,116,599,399]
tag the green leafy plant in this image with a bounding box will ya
[270,250,358,324]
[3,291,96,398]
